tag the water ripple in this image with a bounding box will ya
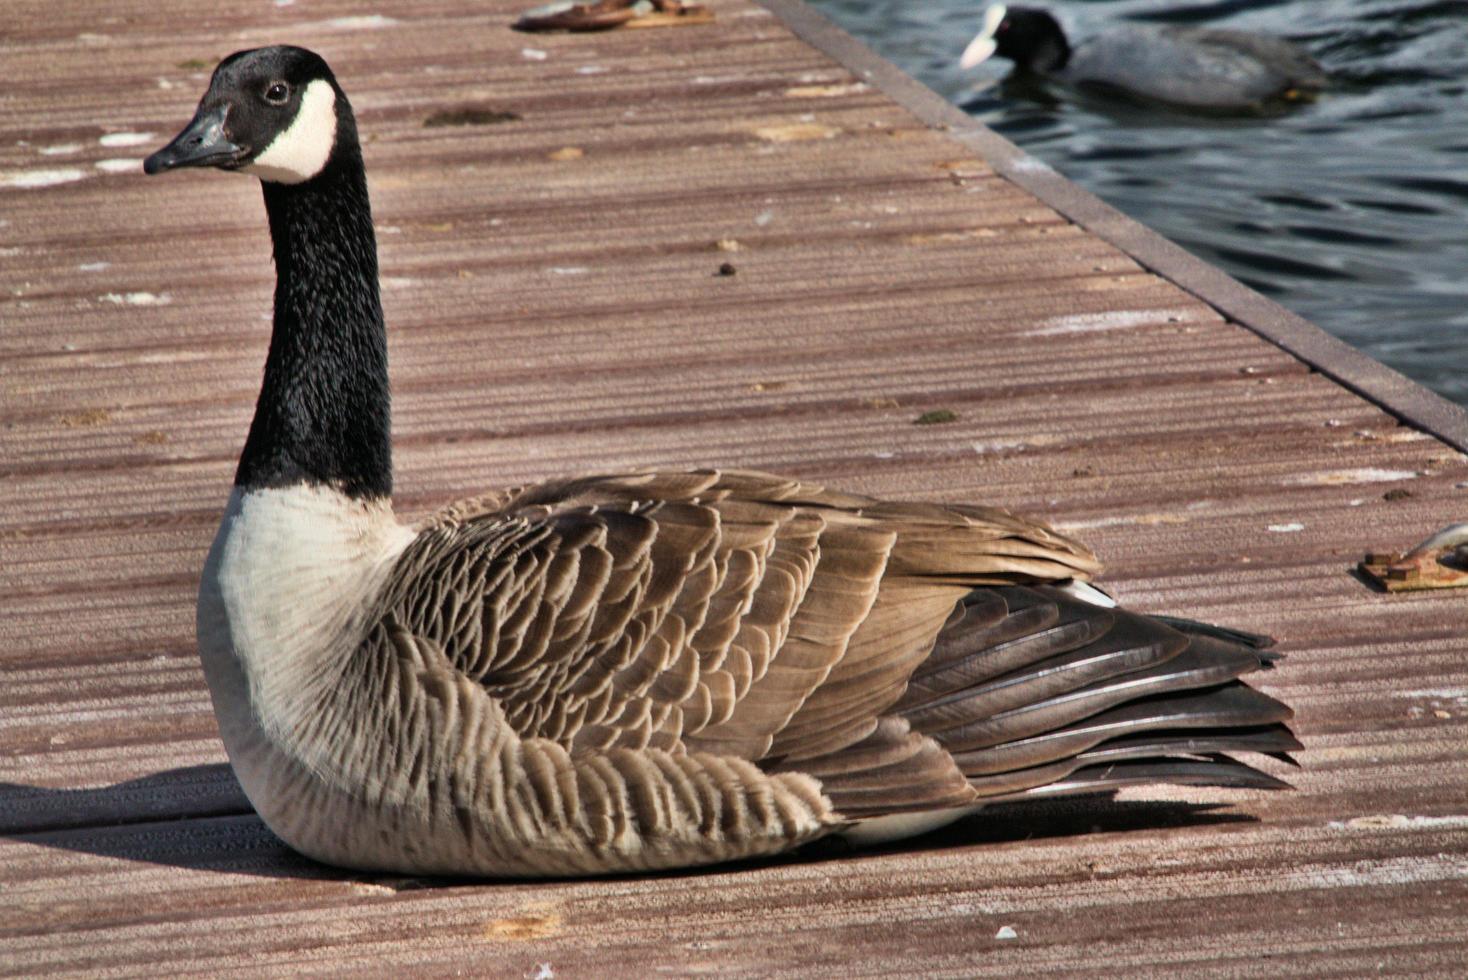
[811,0,1468,407]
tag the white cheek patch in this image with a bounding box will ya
[244,79,338,184]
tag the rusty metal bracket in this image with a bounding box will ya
[515,0,712,32]
[1360,523,1468,592]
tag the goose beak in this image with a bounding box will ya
[959,3,1007,70]
[144,105,246,175]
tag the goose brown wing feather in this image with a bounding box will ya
[392,469,1097,767]
[377,469,1289,845]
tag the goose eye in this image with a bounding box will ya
[264,82,290,104]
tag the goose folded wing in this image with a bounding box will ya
[383,469,1102,773]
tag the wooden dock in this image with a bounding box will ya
[4,0,1467,974]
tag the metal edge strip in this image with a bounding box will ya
[756,0,1468,454]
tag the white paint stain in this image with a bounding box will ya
[327,15,397,29]
[1284,468,1421,486]
[100,291,171,306]
[753,122,840,142]
[972,435,1061,454]
[1008,155,1056,176]
[1023,308,1196,337]
[1296,854,1468,891]
[78,262,111,272]
[548,267,589,276]
[576,66,607,75]
[783,82,869,98]
[1,168,88,189]
[1057,513,1187,531]
[522,48,548,61]
[1267,523,1305,533]
[1327,814,1468,832]
[95,159,141,174]
[754,210,774,227]
[995,925,1018,940]
[98,131,155,148]
[39,143,83,156]
[1394,688,1468,701]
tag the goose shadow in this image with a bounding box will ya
[3,765,1257,886]
[1,765,329,883]
[799,794,1257,867]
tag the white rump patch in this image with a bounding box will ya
[1057,579,1117,608]
[841,804,985,847]
[960,4,1007,69]
[244,79,338,184]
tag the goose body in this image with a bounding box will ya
[962,5,1327,110]
[148,47,1297,878]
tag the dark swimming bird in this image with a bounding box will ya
[961,4,1327,110]
[143,45,1298,878]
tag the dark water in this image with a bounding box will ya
[809,0,1468,407]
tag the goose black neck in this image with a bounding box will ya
[235,129,392,500]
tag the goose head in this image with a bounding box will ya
[145,45,350,185]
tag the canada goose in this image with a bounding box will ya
[145,46,1299,878]
[961,5,1327,110]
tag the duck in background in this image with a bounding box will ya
[961,4,1327,111]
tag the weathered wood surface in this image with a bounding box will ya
[2,0,1466,975]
